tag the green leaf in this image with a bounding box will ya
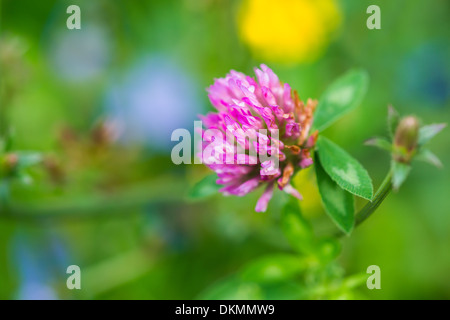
[415,149,442,168]
[313,69,369,132]
[240,254,307,284]
[316,238,341,262]
[264,283,305,300]
[315,155,355,234]
[387,105,400,138]
[418,123,446,146]
[364,137,392,152]
[280,199,315,254]
[0,128,15,153]
[316,136,373,200]
[391,160,411,191]
[198,276,263,300]
[187,174,221,200]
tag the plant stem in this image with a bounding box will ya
[334,170,392,238]
[0,177,187,222]
[355,170,392,227]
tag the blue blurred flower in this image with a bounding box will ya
[104,56,202,150]
[398,43,450,108]
[10,230,70,300]
[46,24,112,81]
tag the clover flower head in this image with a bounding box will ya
[199,64,318,212]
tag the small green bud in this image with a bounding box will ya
[393,116,419,163]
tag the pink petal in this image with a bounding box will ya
[299,157,313,168]
[283,184,303,200]
[255,183,274,212]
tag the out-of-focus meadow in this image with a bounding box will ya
[0,0,449,299]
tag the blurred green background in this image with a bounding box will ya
[0,0,449,299]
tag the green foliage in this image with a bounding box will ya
[315,238,341,263]
[366,107,446,191]
[187,174,222,200]
[364,137,392,152]
[199,276,264,300]
[240,254,307,284]
[198,197,353,300]
[315,155,355,234]
[312,69,369,132]
[280,199,315,254]
[387,105,400,139]
[415,149,442,168]
[316,136,373,200]
[391,161,411,191]
[418,123,446,146]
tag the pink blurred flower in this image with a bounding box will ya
[199,64,317,212]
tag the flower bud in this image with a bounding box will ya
[393,116,419,163]
[91,119,122,147]
[3,153,19,172]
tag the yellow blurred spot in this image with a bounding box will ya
[292,166,322,217]
[238,0,341,64]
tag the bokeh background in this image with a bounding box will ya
[0,0,449,299]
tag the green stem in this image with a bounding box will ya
[355,170,392,227]
[0,177,187,221]
[334,170,392,238]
